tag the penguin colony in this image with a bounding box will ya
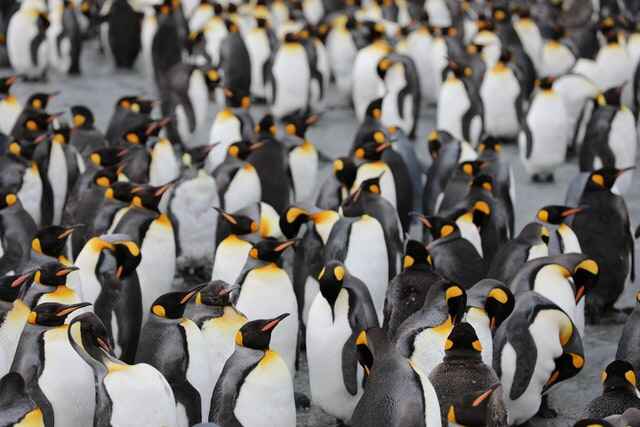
[1,0,640,426]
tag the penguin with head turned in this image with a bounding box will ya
[281,110,320,203]
[429,322,503,425]
[569,167,635,324]
[583,360,640,419]
[477,137,515,235]
[0,372,44,427]
[487,222,549,284]
[6,0,49,81]
[383,239,444,337]
[104,96,154,145]
[67,312,178,426]
[136,286,212,425]
[210,208,257,285]
[316,157,357,210]
[69,105,107,157]
[536,205,584,254]
[493,291,584,425]
[211,142,262,214]
[27,224,77,268]
[184,281,247,390]
[209,314,296,427]
[115,118,163,183]
[393,281,467,375]
[10,301,94,427]
[3,137,45,226]
[306,261,379,424]
[351,98,385,154]
[351,327,443,427]
[0,188,37,275]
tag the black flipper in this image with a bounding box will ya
[341,331,359,395]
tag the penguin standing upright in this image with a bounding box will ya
[1,145,43,227]
[352,22,390,121]
[429,322,503,425]
[209,314,296,427]
[306,261,379,423]
[245,15,276,101]
[7,0,49,80]
[316,157,357,210]
[281,112,320,203]
[105,0,142,68]
[493,291,584,425]
[206,98,255,172]
[137,286,212,426]
[268,32,310,119]
[378,53,421,138]
[540,25,576,77]
[218,18,252,108]
[536,205,584,255]
[519,77,569,183]
[67,312,178,427]
[595,29,631,91]
[393,282,467,375]
[0,190,37,275]
[570,168,635,323]
[0,75,21,135]
[69,105,106,157]
[152,1,183,94]
[326,15,358,99]
[210,208,256,285]
[406,14,436,102]
[47,0,83,75]
[234,239,299,374]
[351,327,443,427]
[10,301,94,427]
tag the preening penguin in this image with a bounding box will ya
[209,314,296,427]
[316,157,357,210]
[306,261,378,423]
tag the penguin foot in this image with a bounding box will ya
[536,396,557,419]
[295,392,311,410]
[336,419,349,426]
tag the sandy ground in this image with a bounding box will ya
[3,42,640,426]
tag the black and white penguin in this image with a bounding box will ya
[580,87,637,195]
[351,327,442,427]
[429,322,503,425]
[595,29,631,91]
[493,291,584,425]
[104,0,142,68]
[393,281,467,375]
[306,261,379,423]
[437,58,484,145]
[352,22,391,121]
[540,25,576,77]
[209,314,296,427]
[570,167,635,323]
[7,0,49,80]
[10,301,94,426]
[218,18,251,107]
[234,239,299,374]
[0,372,44,426]
[0,75,21,135]
[67,312,178,426]
[487,222,550,284]
[245,14,276,101]
[209,208,257,285]
[48,0,83,75]
[583,360,640,419]
[536,205,584,255]
[1,143,43,226]
[445,383,507,427]
[617,293,640,383]
[148,136,180,186]
[151,1,183,94]
[512,5,543,72]
[519,77,569,183]
[436,159,484,214]
[136,286,212,425]
[267,32,310,119]
[383,239,443,337]
[28,224,77,268]
[0,190,38,275]
[281,111,320,203]
[104,96,153,146]
[315,157,357,210]
[69,105,106,157]
[325,15,358,99]
[206,97,255,172]
[299,24,330,113]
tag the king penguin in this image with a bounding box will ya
[7,0,49,80]
[352,22,390,121]
[267,32,310,119]
[0,371,44,426]
[0,75,21,135]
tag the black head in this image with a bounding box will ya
[466,42,485,56]
[586,167,634,191]
[183,144,215,168]
[68,312,114,360]
[215,207,258,235]
[249,239,298,262]
[484,286,514,331]
[601,360,637,393]
[33,262,79,287]
[497,47,511,64]
[445,59,473,79]
[194,280,234,306]
[130,182,175,212]
[444,283,466,324]
[537,205,583,225]
[256,114,276,137]
[112,240,142,279]
[27,302,91,327]
[317,261,347,313]
[27,92,56,111]
[51,126,71,145]
[203,66,221,92]
[403,239,430,270]
[573,420,614,427]
[0,75,17,96]
[444,322,483,357]
[476,13,494,32]
[227,140,263,160]
[235,313,289,350]
[354,140,391,162]
[447,384,502,427]
[412,213,459,240]
[549,25,566,41]
[333,157,357,189]
[518,222,550,245]
[279,206,310,239]
[32,225,79,258]
[355,327,391,377]
[153,0,174,16]
[573,258,599,303]
[282,111,318,138]
[222,86,251,110]
[459,160,485,177]
[492,5,508,21]
[94,165,123,189]
[150,285,206,319]
[71,105,95,129]
[599,85,624,107]
[7,138,38,160]
[363,20,386,43]
[537,76,555,90]
[603,28,618,44]
[0,190,19,210]
[364,98,383,120]
[0,274,22,303]
[90,146,128,168]
[376,56,394,79]
[21,110,54,139]
[106,181,137,204]
[283,32,299,44]
[360,175,384,196]
[121,125,150,146]
[115,96,139,111]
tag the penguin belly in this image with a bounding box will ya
[271,46,310,119]
[541,44,575,77]
[424,0,450,26]
[534,274,578,334]
[596,45,631,91]
[18,164,43,226]
[352,45,386,121]
[289,142,318,203]
[176,105,192,147]
[138,217,176,319]
[302,276,319,326]
[514,19,543,72]
[608,109,637,194]
[222,164,261,213]
[104,363,178,426]
[0,98,21,135]
[7,12,39,75]
[465,307,493,366]
[455,219,483,257]
[206,115,242,172]
[179,319,213,423]
[500,312,565,425]
[211,236,251,284]
[481,70,520,139]
[519,94,568,176]
[381,64,412,133]
[149,141,180,186]
[343,216,388,323]
[407,30,435,100]
[437,78,471,143]
[412,362,444,427]
[410,320,452,375]
[236,265,299,374]
[204,21,227,67]
[189,70,209,130]
[327,29,357,96]
[0,301,30,376]
[306,290,363,421]
[172,174,218,265]
[246,29,271,100]
[234,350,296,427]
[141,15,157,83]
[352,162,397,209]
[39,326,95,426]
[48,141,69,225]
[202,307,246,385]
[557,224,582,254]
